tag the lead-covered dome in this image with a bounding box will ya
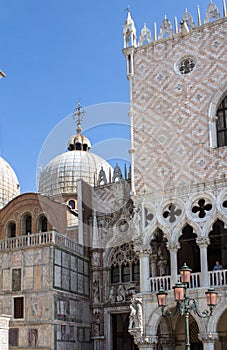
[38,149,112,197]
[0,156,20,208]
[38,104,112,197]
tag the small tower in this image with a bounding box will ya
[123,7,137,48]
[122,8,137,78]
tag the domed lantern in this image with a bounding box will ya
[173,282,185,301]
[180,263,192,284]
[205,287,218,308]
[156,288,168,307]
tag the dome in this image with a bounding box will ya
[38,150,112,197]
[0,156,20,208]
[38,103,113,197]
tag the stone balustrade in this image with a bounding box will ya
[0,231,83,255]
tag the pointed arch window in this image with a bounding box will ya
[110,243,140,284]
[216,95,227,147]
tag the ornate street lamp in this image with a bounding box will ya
[156,263,218,350]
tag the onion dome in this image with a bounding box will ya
[0,156,20,208]
[38,102,112,197]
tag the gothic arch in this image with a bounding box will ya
[172,219,201,243]
[204,215,227,238]
[147,305,166,336]
[147,303,207,338]
[208,81,227,148]
[144,223,170,246]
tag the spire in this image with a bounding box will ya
[73,101,86,135]
[197,5,202,26]
[204,0,220,23]
[123,7,137,48]
[125,5,132,24]
[223,0,227,16]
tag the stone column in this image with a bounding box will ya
[196,237,210,287]
[198,333,218,350]
[139,250,151,292]
[0,315,10,350]
[166,242,180,286]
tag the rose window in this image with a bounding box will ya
[179,57,195,75]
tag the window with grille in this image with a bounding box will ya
[217,96,227,147]
[14,297,24,319]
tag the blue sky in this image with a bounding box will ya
[0,0,221,193]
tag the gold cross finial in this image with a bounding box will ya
[73,100,86,134]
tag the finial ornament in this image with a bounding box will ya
[125,5,130,13]
[73,101,86,134]
[204,0,220,23]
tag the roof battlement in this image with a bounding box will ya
[123,0,227,49]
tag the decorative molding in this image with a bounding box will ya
[198,332,218,343]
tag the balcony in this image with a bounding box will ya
[150,269,227,292]
[0,231,84,255]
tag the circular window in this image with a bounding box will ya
[178,57,195,75]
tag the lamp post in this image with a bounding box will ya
[156,263,218,350]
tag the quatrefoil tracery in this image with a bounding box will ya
[192,199,212,218]
[163,204,182,223]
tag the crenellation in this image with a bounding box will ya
[123,3,227,52]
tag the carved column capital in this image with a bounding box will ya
[129,332,158,347]
[166,241,180,252]
[198,333,218,343]
[196,237,210,247]
[134,243,151,256]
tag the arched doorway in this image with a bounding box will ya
[157,313,202,349]
[112,313,138,350]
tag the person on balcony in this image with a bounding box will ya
[213,261,223,286]
[213,261,223,270]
